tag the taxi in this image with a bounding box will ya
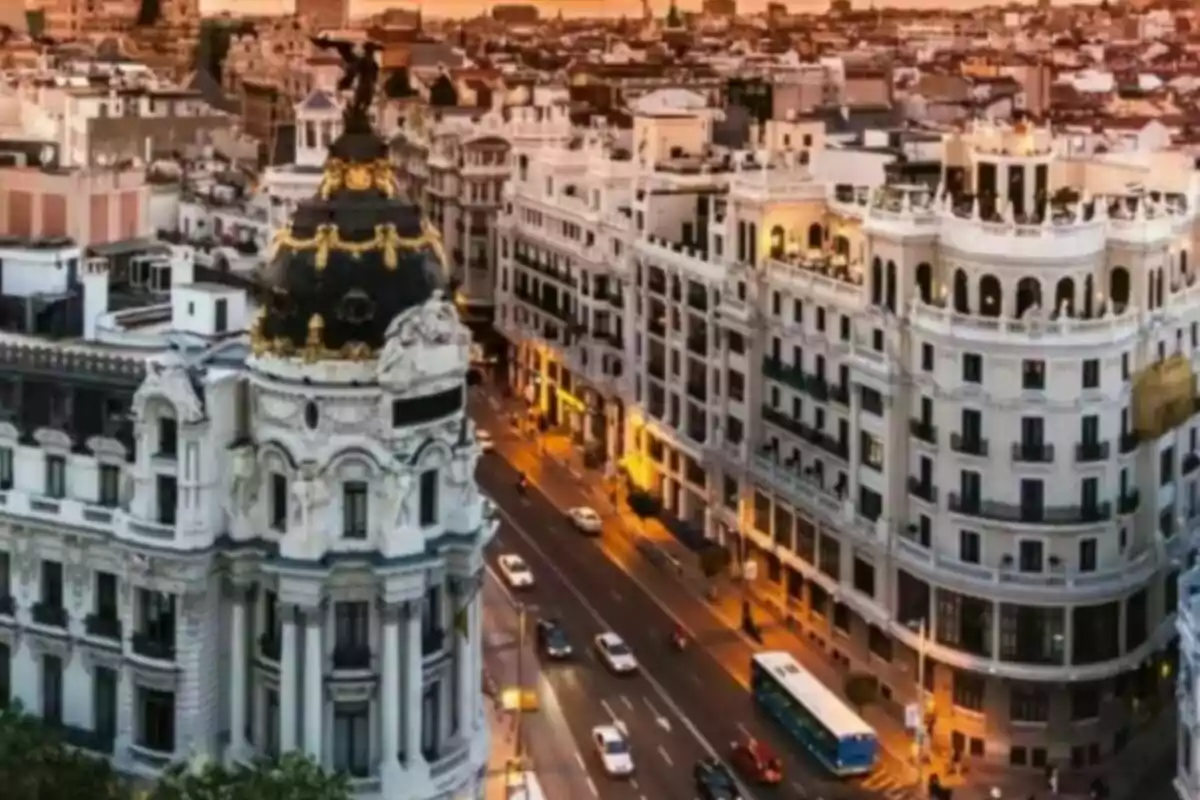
[729,735,783,784]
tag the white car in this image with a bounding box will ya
[497,554,534,589]
[594,632,638,674]
[476,429,494,453]
[592,724,634,776]
[567,506,602,535]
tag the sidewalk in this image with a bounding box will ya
[472,395,1171,800]
[481,571,596,800]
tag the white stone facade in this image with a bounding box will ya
[496,110,1199,767]
[0,253,493,800]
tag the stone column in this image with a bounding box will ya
[404,599,426,769]
[380,607,401,765]
[303,611,323,762]
[453,578,475,736]
[227,587,249,761]
[279,606,298,752]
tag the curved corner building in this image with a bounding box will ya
[0,111,494,800]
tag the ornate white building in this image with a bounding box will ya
[497,108,1199,768]
[0,117,493,800]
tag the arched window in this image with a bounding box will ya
[1054,277,1075,316]
[833,235,850,258]
[769,226,785,259]
[1015,277,1041,319]
[807,223,824,250]
[885,261,898,312]
[915,262,933,305]
[870,258,883,306]
[978,274,1002,318]
[1110,267,1130,310]
[953,269,969,313]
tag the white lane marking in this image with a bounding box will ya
[658,745,673,767]
[793,781,807,797]
[642,696,672,732]
[736,722,751,738]
[630,778,639,790]
[575,752,586,769]
[601,699,618,721]
[586,776,599,797]
[495,507,763,800]
[620,695,634,711]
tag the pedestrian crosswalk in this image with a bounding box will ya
[859,770,922,800]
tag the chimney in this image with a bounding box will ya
[82,257,111,341]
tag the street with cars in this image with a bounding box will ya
[474,397,925,800]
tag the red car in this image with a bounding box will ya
[729,736,783,784]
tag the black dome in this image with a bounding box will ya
[251,127,448,363]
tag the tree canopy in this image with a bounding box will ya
[0,705,350,800]
[145,752,351,800]
[0,703,128,800]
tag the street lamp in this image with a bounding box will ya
[906,618,929,785]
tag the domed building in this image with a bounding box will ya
[230,114,496,798]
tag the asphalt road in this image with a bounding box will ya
[485,522,712,800]
[477,440,872,800]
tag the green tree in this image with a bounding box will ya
[146,752,351,800]
[844,674,878,710]
[0,702,129,800]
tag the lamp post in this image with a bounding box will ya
[907,617,929,786]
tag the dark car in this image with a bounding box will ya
[535,618,573,659]
[694,757,742,800]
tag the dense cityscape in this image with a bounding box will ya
[0,0,1195,799]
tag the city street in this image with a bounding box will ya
[475,403,921,800]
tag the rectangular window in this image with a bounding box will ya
[334,601,370,651]
[137,688,176,753]
[44,455,66,499]
[0,642,9,706]
[0,447,11,488]
[1010,685,1050,723]
[1022,360,1046,390]
[1078,538,1097,573]
[41,654,62,725]
[342,482,368,539]
[1081,358,1100,389]
[158,417,177,457]
[99,464,121,507]
[270,474,288,531]
[95,571,118,618]
[94,666,117,743]
[156,475,177,525]
[952,670,985,712]
[419,470,439,527]
[962,353,982,383]
[333,704,371,777]
[959,530,981,564]
[41,560,63,607]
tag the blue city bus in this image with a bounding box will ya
[750,651,878,776]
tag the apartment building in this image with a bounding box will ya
[496,102,1196,768]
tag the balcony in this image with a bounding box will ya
[762,357,805,392]
[1120,432,1139,454]
[762,406,806,439]
[84,613,122,642]
[1075,441,1111,463]
[950,433,989,458]
[949,494,1112,525]
[333,644,372,670]
[58,724,115,755]
[1011,442,1055,464]
[829,383,851,406]
[422,627,447,657]
[32,601,68,629]
[0,594,13,617]
[259,632,281,661]
[910,419,937,445]
[803,375,830,403]
[908,476,938,504]
[1118,491,1140,515]
[1185,452,1200,476]
[131,633,175,662]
